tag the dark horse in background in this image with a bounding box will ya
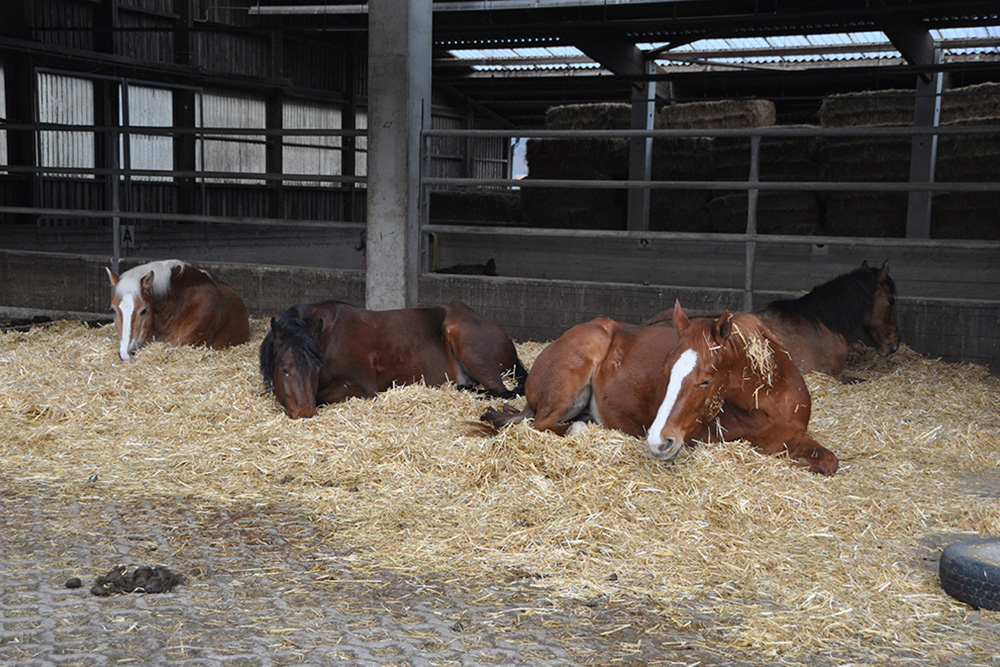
[645,260,899,382]
[106,259,249,362]
[261,300,527,418]
[482,301,837,475]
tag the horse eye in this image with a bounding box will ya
[139,308,148,316]
[699,379,711,387]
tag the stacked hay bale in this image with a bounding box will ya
[520,103,631,230]
[710,120,821,236]
[817,90,914,237]
[818,83,1000,239]
[934,83,1000,239]
[650,101,768,232]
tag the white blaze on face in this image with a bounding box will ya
[647,348,698,448]
[117,293,136,361]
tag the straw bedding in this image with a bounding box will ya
[2,320,999,662]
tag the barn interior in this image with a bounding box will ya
[0,0,998,369]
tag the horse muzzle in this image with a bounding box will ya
[646,434,684,462]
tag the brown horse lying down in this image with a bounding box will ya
[261,300,527,419]
[482,302,838,475]
[645,260,899,383]
[106,259,249,362]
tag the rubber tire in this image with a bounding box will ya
[939,538,1000,611]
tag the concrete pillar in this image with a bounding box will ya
[365,0,431,310]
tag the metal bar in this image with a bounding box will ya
[744,135,760,312]
[0,206,366,230]
[420,224,1000,251]
[423,177,1000,193]
[422,125,1000,139]
[248,0,696,15]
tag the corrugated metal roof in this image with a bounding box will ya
[447,26,1000,73]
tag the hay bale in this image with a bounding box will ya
[658,99,776,129]
[520,186,627,230]
[525,137,629,180]
[821,191,907,237]
[652,136,715,180]
[932,192,1000,240]
[713,127,820,182]
[940,82,1000,123]
[546,103,632,130]
[818,89,915,127]
[649,189,712,232]
[429,190,524,225]
[935,116,1000,184]
[817,130,911,183]
[705,192,821,235]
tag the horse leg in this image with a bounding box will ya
[315,378,378,405]
[716,412,838,475]
[785,432,839,475]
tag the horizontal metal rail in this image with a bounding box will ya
[422,223,1000,251]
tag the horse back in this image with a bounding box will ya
[756,309,848,380]
[439,301,520,386]
[158,268,249,348]
[313,303,453,392]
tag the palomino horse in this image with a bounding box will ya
[482,302,838,475]
[645,260,899,382]
[260,300,527,419]
[106,259,249,361]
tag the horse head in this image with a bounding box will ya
[265,315,324,419]
[106,267,156,361]
[646,301,735,462]
[861,260,899,356]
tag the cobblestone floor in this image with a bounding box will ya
[0,475,756,667]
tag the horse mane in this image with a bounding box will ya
[686,312,779,387]
[259,307,325,391]
[114,259,187,299]
[763,265,895,338]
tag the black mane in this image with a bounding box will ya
[259,306,326,391]
[763,265,895,339]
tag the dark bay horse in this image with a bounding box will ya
[260,300,527,418]
[645,260,899,382]
[106,259,249,361]
[482,301,838,475]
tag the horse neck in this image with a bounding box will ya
[782,270,874,338]
[720,328,798,413]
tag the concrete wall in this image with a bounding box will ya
[1,249,998,373]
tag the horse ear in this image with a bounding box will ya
[140,270,155,294]
[270,317,279,336]
[309,318,324,340]
[713,310,733,341]
[878,259,890,280]
[672,300,691,332]
[105,267,120,287]
[861,260,870,269]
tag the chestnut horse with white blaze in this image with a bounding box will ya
[482,301,838,475]
[106,259,249,361]
[260,300,528,419]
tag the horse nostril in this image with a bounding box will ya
[659,438,677,458]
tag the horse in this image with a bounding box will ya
[645,260,899,382]
[260,300,528,419]
[106,259,249,361]
[481,301,838,475]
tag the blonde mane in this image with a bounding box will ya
[113,259,186,298]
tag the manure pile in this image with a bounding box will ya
[2,320,999,662]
